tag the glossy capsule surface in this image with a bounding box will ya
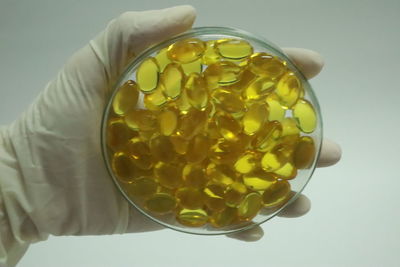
[136,57,159,93]
[215,39,253,60]
[167,38,205,63]
[112,80,139,115]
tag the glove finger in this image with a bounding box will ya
[226,225,264,242]
[277,194,311,218]
[282,48,324,79]
[317,138,342,167]
[90,5,196,87]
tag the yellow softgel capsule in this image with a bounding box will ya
[181,58,202,75]
[252,120,282,152]
[176,208,208,227]
[154,47,171,72]
[281,117,300,136]
[243,171,276,191]
[249,52,287,79]
[215,39,253,60]
[167,38,205,64]
[174,88,192,114]
[176,187,204,209]
[237,192,262,221]
[216,113,242,142]
[204,61,242,87]
[226,69,256,93]
[224,182,247,207]
[126,177,158,198]
[262,180,291,208]
[276,72,303,109]
[157,108,178,136]
[145,193,176,214]
[243,77,276,101]
[149,135,176,162]
[106,118,137,151]
[154,162,183,189]
[261,150,286,172]
[186,134,210,163]
[209,138,244,164]
[294,136,316,169]
[160,63,184,99]
[293,99,317,133]
[273,162,297,180]
[112,80,139,116]
[203,183,226,212]
[126,138,153,170]
[234,152,258,174]
[243,102,268,135]
[176,108,208,140]
[125,109,157,131]
[202,40,220,65]
[206,163,237,186]
[266,94,285,121]
[182,164,208,188]
[185,73,208,110]
[136,57,159,93]
[210,207,237,228]
[212,88,246,114]
[169,134,189,155]
[111,152,136,183]
[144,84,167,111]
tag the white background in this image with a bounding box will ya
[1,0,400,266]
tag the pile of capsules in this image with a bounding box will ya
[106,37,317,228]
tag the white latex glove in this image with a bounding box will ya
[0,5,341,267]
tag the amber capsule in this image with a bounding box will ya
[174,88,192,114]
[249,52,286,79]
[243,171,276,191]
[243,103,268,135]
[185,73,208,110]
[154,161,183,189]
[203,183,226,212]
[212,88,246,114]
[145,193,176,214]
[154,47,171,72]
[262,180,291,208]
[293,99,317,133]
[126,138,153,170]
[202,40,220,65]
[176,187,204,209]
[226,69,256,93]
[157,108,178,136]
[276,72,303,109]
[237,192,263,221]
[261,151,285,172]
[266,94,285,121]
[176,208,208,227]
[224,182,247,207]
[234,152,258,174]
[206,163,238,186]
[182,164,208,188]
[149,135,176,162]
[167,38,205,63]
[204,61,242,87]
[243,77,276,101]
[252,120,283,152]
[215,39,253,60]
[106,118,137,151]
[216,113,242,141]
[273,162,297,180]
[125,109,157,132]
[206,118,222,140]
[281,118,300,137]
[144,84,167,111]
[126,177,158,198]
[112,80,139,116]
[176,108,207,140]
[209,138,243,164]
[169,134,189,155]
[160,63,184,99]
[136,57,159,93]
[111,152,136,183]
[181,58,202,75]
[210,207,237,228]
[294,136,316,169]
[186,134,210,163]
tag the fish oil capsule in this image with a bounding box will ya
[169,135,189,155]
[216,113,242,141]
[185,73,208,110]
[237,192,262,221]
[126,177,158,198]
[276,72,303,109]
[261,151,284,172]
[149,135,176,162]
[182,164,208,188]
[262,180,291,208]
[112,80,139,116]
[186,134,210,163]
[125,109,157,131]
[293,99,317,133]
[206,163,237,186]
[202,40,220,65]
[174,88,192,114]
[161,63,184,99]
[226,69,256,93]
[126,138,153,170]
[253,120,283,152]
[106,118,138,151]
[234,152,258,174]
[145,193,176,214]
[136,57,159,93]
[266,94,285,121]
[167,38,205,63]
[210,207,237,228]
[177,108,207,140]
[176,208,208,227]
[281,118,300,136]
[154,47,171,72]
[157,108,178,136]
[176,187,204,209]
[212,88,246,114]
[204,61,242,87]
[215,39,253,60]
[243,103,268,135]
[273,162,297,180]
[144,84,167,111]
[294,136,316,169]
[224,182,247,207]
[112,152,136,183]
[249,52,286,79]
[154,162,183,189]
[203,183,226,212]
[181,58,202,75]
[243,77,276,101]
[209,138,243,164]
[243,171,276,191]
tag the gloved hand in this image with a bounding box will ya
[0,5,341,267]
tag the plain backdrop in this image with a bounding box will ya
[1,0,400,266]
